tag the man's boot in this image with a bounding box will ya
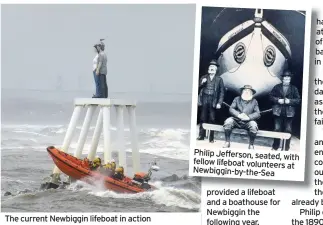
[271,138,280,150]
[248,132,256,149]
[209,130,215,143]
[197,136,204,141]
[197,124,205,140]
[223,129,231,148]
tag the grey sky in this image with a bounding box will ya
[1,4,196,96]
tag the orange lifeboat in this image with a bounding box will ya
[47,146,156,193]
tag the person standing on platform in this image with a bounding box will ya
[94,41,108,98]
[92,45,100,98]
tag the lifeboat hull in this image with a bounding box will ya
[47,146,155,193]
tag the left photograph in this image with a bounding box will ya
[1,4,200,212]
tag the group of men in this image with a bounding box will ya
[85,157,125,179]
[197,60,301,151]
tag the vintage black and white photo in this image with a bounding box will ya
[192,6,309,152]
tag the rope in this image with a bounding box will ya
[211,8,227,26]
[260,33,279,78]
[221,32,255,74]
[211,8,251,26]
[211,7,255,74]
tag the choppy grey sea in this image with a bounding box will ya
[1,90,201,212]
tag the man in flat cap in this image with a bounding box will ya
[223,85,260,149]
[197,60,225,143]
[269,70,301,151]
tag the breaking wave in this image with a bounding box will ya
[68,180,200,211]
[2,124,190,160]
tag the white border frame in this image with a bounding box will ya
[0,2,201,222]
[189,2,312,181]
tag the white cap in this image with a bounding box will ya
[111,159,115,163]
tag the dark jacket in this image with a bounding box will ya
[229,96,261,121]
[269,83,301,117]
[198,75,225,107]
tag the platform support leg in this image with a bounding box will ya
[74,105,95,158]
[116,106,126,173]
[128,106,140,173]
[103,106,111,164]
[88,109,103,160]
[52,106,82,175]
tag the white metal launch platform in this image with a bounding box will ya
[52,98,139,175]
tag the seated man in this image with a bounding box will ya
[90,157,102,170]
[223,85,261,149]
[114,166,124,180]
[110,159,116,172]
[102,159,116,176]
